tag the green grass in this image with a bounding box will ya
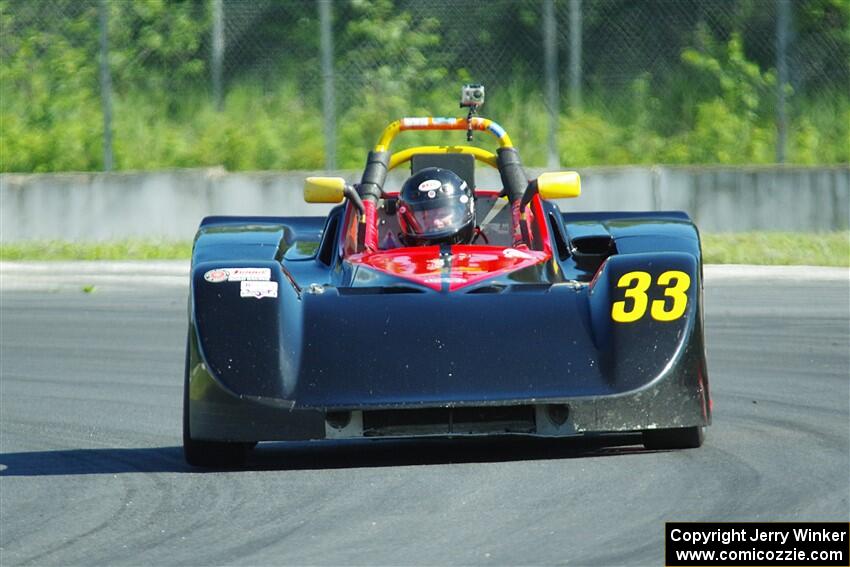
[2,232,848,266]
[0,240,192,261]
[702,231,849,267]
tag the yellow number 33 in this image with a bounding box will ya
[611,270,691,323]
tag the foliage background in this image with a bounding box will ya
[1,0,848,173]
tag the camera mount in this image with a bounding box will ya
[459,84,485,142]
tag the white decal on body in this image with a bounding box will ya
[424,276,465,284]
[204,267,271,283]
[240,280,278,299]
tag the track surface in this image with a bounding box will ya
[1,265,848,566]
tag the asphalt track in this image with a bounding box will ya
[1,263,848,566]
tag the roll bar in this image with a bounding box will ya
[353,116,526,252]
[374,117,514,152]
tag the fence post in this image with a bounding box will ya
[543,0,559,168]
[319,0,336,170]
[775,0,790,163]
[211,0,224,111]
[568,0,582,112]
[98,0,113,171]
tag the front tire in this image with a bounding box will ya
[183,332,251,468]
[643,426,704,450]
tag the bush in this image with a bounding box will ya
[1,3,847,172]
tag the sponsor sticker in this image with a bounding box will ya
[503,248,533,259]
[204,267,271,283]
[432,117,456,125]
[240,280,278,299]
[418,179,442,192]
[203,269,228,283]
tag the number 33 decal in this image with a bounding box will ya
[611,270,691,323]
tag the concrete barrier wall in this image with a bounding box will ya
[1,165,847,241]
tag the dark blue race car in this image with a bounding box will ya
[183,113,711,467]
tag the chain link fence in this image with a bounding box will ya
[1,0,847,172]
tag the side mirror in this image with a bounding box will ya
[304,177,346,203]
[520,171,581,211]
[537,171,581,199]
[304,176,366,217]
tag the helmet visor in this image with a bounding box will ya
[398,197,474,240]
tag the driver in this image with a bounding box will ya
[396,167,475,246]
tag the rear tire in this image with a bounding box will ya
[183,333,251,468]
[643,426,704,450]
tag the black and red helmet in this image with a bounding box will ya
[397,167,475,246]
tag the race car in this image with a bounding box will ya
[183,112,711,467]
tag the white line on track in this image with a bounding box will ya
[704,264,848,281]
[0,261,188,291]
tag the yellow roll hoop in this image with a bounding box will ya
[388,145,498,171]
[375,116,513,153]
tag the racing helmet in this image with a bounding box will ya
[397,167,475,246]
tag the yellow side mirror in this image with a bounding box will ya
[537,171,581,199]
[304,176,346,203]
